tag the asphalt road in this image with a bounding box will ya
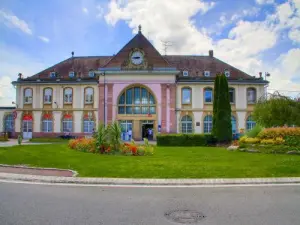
[0,182,300,225]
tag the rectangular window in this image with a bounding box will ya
[205,90,213,103]
[126,89,132,104]
[84,121,94,133]
[63,120,73,132]
[204,122,212,133]
[247,89,256,103]
[229,89,235,103]
[134,87,140,104]
[182,89,191,104]
[181,123,192,133]
[42,120,53,132]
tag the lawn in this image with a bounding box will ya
[0,144,300,178]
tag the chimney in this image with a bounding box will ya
[209,50,214,57]
[259,72,262,78]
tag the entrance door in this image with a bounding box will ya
[120,120,133,141]
[23,120,33,139]
[141,120,154,140]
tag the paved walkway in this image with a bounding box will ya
[0,139,50,147]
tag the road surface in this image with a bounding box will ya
[0,182,299,225]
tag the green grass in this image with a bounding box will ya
[1,144,300,178]
[29,138,69,143]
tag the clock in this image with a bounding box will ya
[131,51,144,65]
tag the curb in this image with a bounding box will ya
[1,172,300,186]
[0,164,78,177]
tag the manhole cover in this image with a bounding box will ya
[165,210,205,224]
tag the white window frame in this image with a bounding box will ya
[182,88,191,104]
[247,88,256,104]
[204,88,213,103]
[64,88,73,103]
[24,88,33,104]
[204,71,210,77]
[50,72,56,78]
[225,70,230,77]
[204,115,213,134]
[229,88,235,104]
[62,119,73,132]
[88,71,95,77]
[42,119,53,132]
[246,116,256,131]
[69,71,75,78]
[83,120,95,133]
[85,88,94,104]
[183,71,189,77]
[181,116,193,134]
[44,88,53,104]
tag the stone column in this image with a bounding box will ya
[160,84,167,133]
[107,84,114,124]
[33,111,42,133]
[98,84,104,124]
[237,111,246,131]
[73,111,83,133]
[169,84,177,133]
[53,111,62,133]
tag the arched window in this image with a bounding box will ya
[247,88,256,104]
[42,114,53,132]
[118,86,156,115]
[246,115,256,131]
[204,88,213,103]
[64,88,73,103]
[182,88,191,104]
[181,115,193,133]
[83,112,94,133]
[4,114,14,132]
[44,88,53,104]
[62,114,73,132]
[231,116,237,134]
[204,115,213,133]
[229,88,235,104]
[85,87,94,104]
[24,88,33,104]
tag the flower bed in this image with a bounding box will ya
[237,127,300,154]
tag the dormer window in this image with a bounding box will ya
[69,71,75,78]
[88,71,95,77]
[224,69,230,77]
[50,72,56,78]
[183,71,189,77]
[204,71,210,77]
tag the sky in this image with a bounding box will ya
[0,0,299,106]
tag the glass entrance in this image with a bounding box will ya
[141,120,154,140]
[23,120,33,139]
[120,120,133,141]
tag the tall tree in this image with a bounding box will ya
[212,74,221,136]
[214,74,232,143]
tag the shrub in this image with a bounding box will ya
[257,127,300,139]
[156,134,216,146]
[284,136,300,147]
[239,136,260,144]
[68,138,96,153]
[245,125,263,138]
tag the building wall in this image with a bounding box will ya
[176,83,266,133]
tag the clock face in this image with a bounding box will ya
[131,51,143,65]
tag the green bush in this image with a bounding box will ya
[245,125,263,138]
[285,136,300,147]
[157,134,216,146]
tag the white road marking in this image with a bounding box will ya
[1,179,300,188]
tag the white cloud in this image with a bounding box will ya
[256,0,275,5]
[0,10,32,35]
[104,0,300,95]
[0,43,46,106]
[0,76,15,106]
[82,7,89,14]
[289,28,300,43]
[38,36,50,43]
[96,5,105,18]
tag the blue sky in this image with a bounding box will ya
[0,0,299,105]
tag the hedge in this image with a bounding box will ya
[157,134,216,146]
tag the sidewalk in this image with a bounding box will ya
[0,139,50,147]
